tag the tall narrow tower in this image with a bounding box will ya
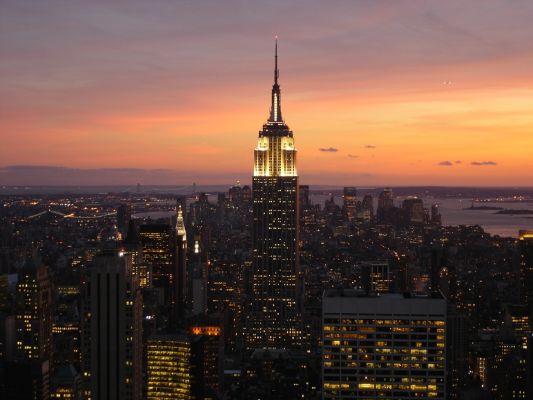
[246,40,301,350]
[174,202,188,324]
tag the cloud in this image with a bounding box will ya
[471,161,497,166]
[347,154,359,158]
[438,161,453,166]
[319,147,338,152]
[365,145,376,149]
[0,165,244,185]
[454,160,462,164]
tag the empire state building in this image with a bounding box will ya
[246,40,302,350]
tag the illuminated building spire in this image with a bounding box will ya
[176,203,186,241]
[274,36,279,85]
[247,39,300,351]
[268,37,283,123]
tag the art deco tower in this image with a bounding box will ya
[246,40,301,350]
[174,203,187,323]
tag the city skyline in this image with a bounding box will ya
[2,0,533,186]
[1,3,532,398]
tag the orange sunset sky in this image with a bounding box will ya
[1,0,532,186]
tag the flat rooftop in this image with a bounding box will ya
[323,290,446,316]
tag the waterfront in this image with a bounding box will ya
[310,194,533,238]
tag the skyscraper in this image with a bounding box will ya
[174,203,187,324]
[246,40,301,350]
[139,224,174,298]
[146,333,192,400]
[322,290,446,399]
[15,259,52,363]
[359,261,390,294]
[8,259,53,400]
[377,188,395,224]
[117,203,132,238]
[123,220,147,289]
[402,197,425,225]
[81,252,142,400]
[519,230,533,309]
[189,316,224,399]
[343,187,358,223]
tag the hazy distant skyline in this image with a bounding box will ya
[1,0,533,186]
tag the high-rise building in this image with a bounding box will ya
[190,235,208,316]
[242,185,252,205]
[402,197,425,225]
[174,203,188,324]
[123,220,148,288]
[504,304,532,350]
[117,203,133,238]
[8,258,53,400]
[446,306,467,399]
[146,333,192,400]
[378,188,394,209]
[246,40,301,350]
[343,187,358,223]
[299,185,310,211]
[358,194,373,222]
[322,290,446,399]
[15,259,53,362]
[207,258,243,345]
[139,224,174,299]
[359,261,390,293]
[189,315,224,399]
[431,204,442,225]
[50,364,82,399]
[81,252,142,400]
[518,230,533,309]
[377,188,395,224]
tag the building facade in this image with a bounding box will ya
[81,252,142,400]
[174,203,188,324]
[139,224,174,298]
[343,187,358,223]
[146,334,192,400]
[322,290,446,399]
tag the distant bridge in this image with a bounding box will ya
[26,209,116,220]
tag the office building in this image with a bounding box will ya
[299,185,310,211]
[123,220,148,289]
[50,364,82,399]
[174,203,188,324]
[6,258,53,400]
[359,261,390,294]
[190,235,208,316]
[343,187,358,223]
[246,40,301,350]
[15,259,53,362]
[146,333,192,400]
[358,194,373,222]
[189,316,224,399]
[117,203,133,238]
[377,188,395,224]
[322,290,446,399]
[81,252,142,400]
[402,197,425,225]
[519,230,533,309]
[140,224,174,299]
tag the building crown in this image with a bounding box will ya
[176,203,186,240]
[268,38,283,124]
